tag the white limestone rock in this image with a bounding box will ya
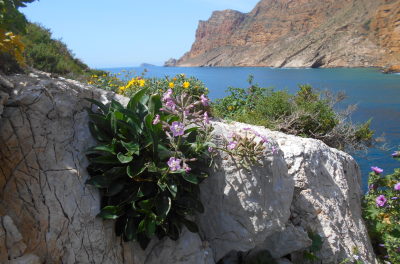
[196,122,295,261]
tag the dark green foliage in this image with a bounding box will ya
[0,0,35,34]
[20,22,104,78]
[84,88,214,250]
[214,75,376,152]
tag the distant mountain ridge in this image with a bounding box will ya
[140,63,156,67]
[164,0,400,68]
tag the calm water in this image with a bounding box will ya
[102,67,400,192]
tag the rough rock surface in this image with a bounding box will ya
[207,121,377,264]
[198,122,295,261]
[0,74,213,264]
[242,223,312,260]
[166,0,400,68]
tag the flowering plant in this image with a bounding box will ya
[363,146,400,264]
[84,88,216,250]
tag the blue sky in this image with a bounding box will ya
[21,0,260,68]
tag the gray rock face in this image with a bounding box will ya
[0,75,213,264]
[197,122,295,261]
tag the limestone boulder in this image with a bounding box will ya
[197,122,295,261]
[0,74,213,264]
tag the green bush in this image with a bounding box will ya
[214,75,375,152]
[363,148,400,264]
[20,22,98,77]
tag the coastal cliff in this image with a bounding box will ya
[165,0,400,68]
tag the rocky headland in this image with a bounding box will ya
[0,71,378,263]
[164,0,400,68]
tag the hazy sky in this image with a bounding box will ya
[21,0,261,68]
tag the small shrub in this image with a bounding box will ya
[214,75,379,153]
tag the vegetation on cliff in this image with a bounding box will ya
[213,75,378,153]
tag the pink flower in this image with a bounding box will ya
[185,109,190,115]
[170,121,184,137]
[166,100,176,110]
[228,141,237,150]
[376,195,387,206]
[252,130,260,137]
[204,111,210,124]
[371,167,383,174]
[227,131,235,139]
[392,197,398,200]
[167,157,181,172]
[185,166,191,173]
[243,127,251,130]
[162,89,173,101]
[272,146,277,155]
[395,182,400,190]
[260,135,268,143]
[392,151,399,157]
[200,94,208,106]
[153,114,160,125]
[190,104,194,108]
[208,146,214,153]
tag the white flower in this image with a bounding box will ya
[353,255,359,260]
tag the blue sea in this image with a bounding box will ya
[102,66,400,192]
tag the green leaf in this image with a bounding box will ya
[137,219,145,233]
[179,218,199,233]
[121,141,140,156]
[174,197,202,212]
[96,206,124,219]
[155,191,171,220]
[159,150,175,160]
[138,182,154,197]
[186,130,198,143]
[144,214,156,238]
[149,130,158,160]
[184,127,199,134]
[89,122,112,142]
[91,155,120,164]
[89,114,107,127]
[111,99,124,111]
[104,167,127,176]
[85,145,115,154]
[182,173,198,184]
[165,178,178,198]
[117,152,133,164]
[125,217,137,241]
[139,198,155,211]
[107,112,117,136]
[128,88,148,112]
[84,98,109,114]
[107,177,126,196]
[148,94,163,116]
[309,233,323,252]
[127,164,146,178]
[390,229,400,238]
[85,175,113,188]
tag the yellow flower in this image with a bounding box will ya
[195,86,198,89]
[98,79,100,81]
[383,214,392,225]
[140,80,145,87]
[110,84,113,87]
[123,70,126,72]
[173,77,176,81]
[107,71,110,73]
[159,89,162,92]
[180,73,186,77]
[228,106,233,111]
[115,85,118,87]
[119,86,126,91]
[89,81,92,84]
[94,75,98,78]
[103,74,106,77]
[206,87,208,90]
[109,80,111,83]
[158,82,161,84]
[169,82,174,89]
[118,73,121,75]
[183,81,190,88]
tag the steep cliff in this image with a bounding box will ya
[166,0,400,68]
